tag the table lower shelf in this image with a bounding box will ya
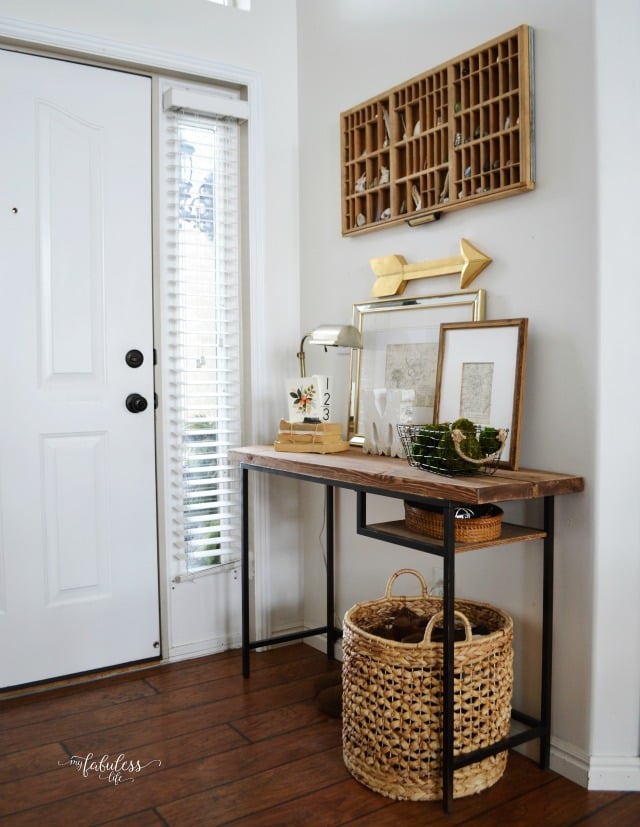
[364,520,546,552]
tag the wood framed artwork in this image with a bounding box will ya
[434,318,528,469]
[348,289,486,444]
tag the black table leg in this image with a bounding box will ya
[442,501,456,813]
[325,484,335,659]
[540,495,555,767]
[241,466,250,678]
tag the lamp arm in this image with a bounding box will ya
[297,334,309,378]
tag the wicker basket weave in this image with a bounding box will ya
[342,569,513,801]
[404,502,503,543]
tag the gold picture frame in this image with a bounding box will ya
[434,318,528,469]
[348,290,486,444]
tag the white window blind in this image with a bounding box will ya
[163,96,243,582]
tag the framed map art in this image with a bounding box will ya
[434,318,528,469]
[348,290,486,444]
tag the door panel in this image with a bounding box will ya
[40,100,105,379]
[0,49,160,687]
[42,433,109,604]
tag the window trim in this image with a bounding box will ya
[157,79,244,585]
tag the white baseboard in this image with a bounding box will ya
[304,631,343,661]
[167,635,241,663]
[587,755,640,791]
[551,737,640,790]
[168,628,328,664]
[550,737,591,787]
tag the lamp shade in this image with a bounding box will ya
[297,324,362,377]
[306,325,362,349]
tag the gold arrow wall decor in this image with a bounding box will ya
[369,238,492,297]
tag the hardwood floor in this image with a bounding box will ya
[1,643,638,826]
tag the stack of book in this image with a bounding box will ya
[274,420,349,453]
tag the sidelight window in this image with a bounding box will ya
[159,82,247,581]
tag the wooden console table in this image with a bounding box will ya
[230,445,584,812]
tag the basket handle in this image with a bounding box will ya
[421,609,473,645]
[451,428,507,466]
[383,568,429,600]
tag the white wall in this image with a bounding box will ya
[0,0,304,656]
[590,0,640,789]
[297,0,640,789]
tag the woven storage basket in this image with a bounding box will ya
[404,502,503,543]
[342,569,513,801]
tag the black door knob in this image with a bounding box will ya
[126,393,148,413]
[125,349,144,368]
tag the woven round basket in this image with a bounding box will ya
[404,502,503,543]
[342,569,513,801]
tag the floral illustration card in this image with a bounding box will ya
[286,375,330,422]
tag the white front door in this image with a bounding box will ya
[0,50,160,687]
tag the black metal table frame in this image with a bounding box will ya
[240,462,554,814]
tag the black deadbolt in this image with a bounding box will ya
[126,393,148,413]
[125,349,144,368]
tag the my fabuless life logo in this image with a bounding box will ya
[59,752,162,786]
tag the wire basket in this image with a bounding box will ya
[397,422,508,476]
